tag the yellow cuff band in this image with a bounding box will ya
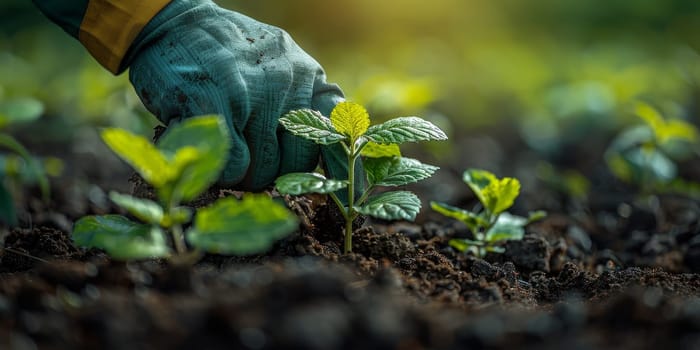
[79,0,172,74]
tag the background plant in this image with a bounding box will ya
[0,97,62,226]
[72,115,298,260]
[431,169,545,258]
[275,101,446,254]
[605,102,700,197]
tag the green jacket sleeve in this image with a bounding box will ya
[32,0,173,74]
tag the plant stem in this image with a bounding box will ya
[329,192,348,219]
[344,142,358,254]
[171,224,187,255]
[355,185,374,207]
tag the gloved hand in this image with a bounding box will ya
[125,0,360,192]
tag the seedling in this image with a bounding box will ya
[275,101,447,254]
[72,115,298,261]
[431,169,545,258]
[0,97,62,226]
[605,102,699,196]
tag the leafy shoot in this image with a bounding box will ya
[276,102,447,253]
[73,115,298,261]
[431,169,545,258]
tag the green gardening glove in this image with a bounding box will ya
[126,0,362,194]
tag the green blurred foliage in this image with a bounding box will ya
[605,102,700,196]
[232,0,700,121]
[1,0,699,152]
[0,3,154,135]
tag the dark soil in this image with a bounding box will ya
[2,127,700,349]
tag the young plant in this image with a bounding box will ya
[431,169,545,258]
[0,97,62,226]
[72,115,298,261]
[275,101,447,254]
[605,102,699,196]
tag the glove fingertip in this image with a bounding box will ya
[312,83,345,117]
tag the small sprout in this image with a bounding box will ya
[73,115,298,261]
[276,101,447,254]
[431,169,546,258]
[0,97,61,226]
[605,102,700,195]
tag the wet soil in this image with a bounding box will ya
[2,127,700,349]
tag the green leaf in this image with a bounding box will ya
[485,212,527,243]
[430,201,487,232]
[0,133,32,160]
[165,207,194,227]
[364,117,447,144]
[606,125,654,156]
[486,246,506,254]
[448,238,484,251]
[275,172,348,195]
[0,150,51,202]
[157,115,231,202]
[462,168,497,206]
[0,154,40,184]
[0,182,17,226]
[527,210,547,223]
[357,191,421,221]
[72,215,171,260]
[187,195,298,255]
[157,115,230,152]
[279,109,346,145]
[365,157,439,187]
[482,177,520,215]
[636,102,698,145]
[0,98,44,128]
[109,192,164,226]
[463,169,520,216]
[485,225,525,243]
[636,102,665,135]
[609,147,676,184]
[360,142,401,158]
[660,120,698,144]
[101,128,171,188]
[330,101,370,140]
[606,153,634,183]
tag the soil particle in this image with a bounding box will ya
[1,227,79,272]
[502,233,552,273]
[685,235,700,272]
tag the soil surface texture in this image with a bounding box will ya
[2,126,700,350]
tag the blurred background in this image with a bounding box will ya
[1,0,699,210]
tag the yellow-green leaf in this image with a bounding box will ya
[636,102,665,134]
[157,115,231,202]
[361,142,401,158]
[170,146,201,175]
[482,177,521,216]
[462,169,498,207]
[636,102,699,144]
[101,128,171,187]
[660,120,698,144]
[330,101,370,140]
